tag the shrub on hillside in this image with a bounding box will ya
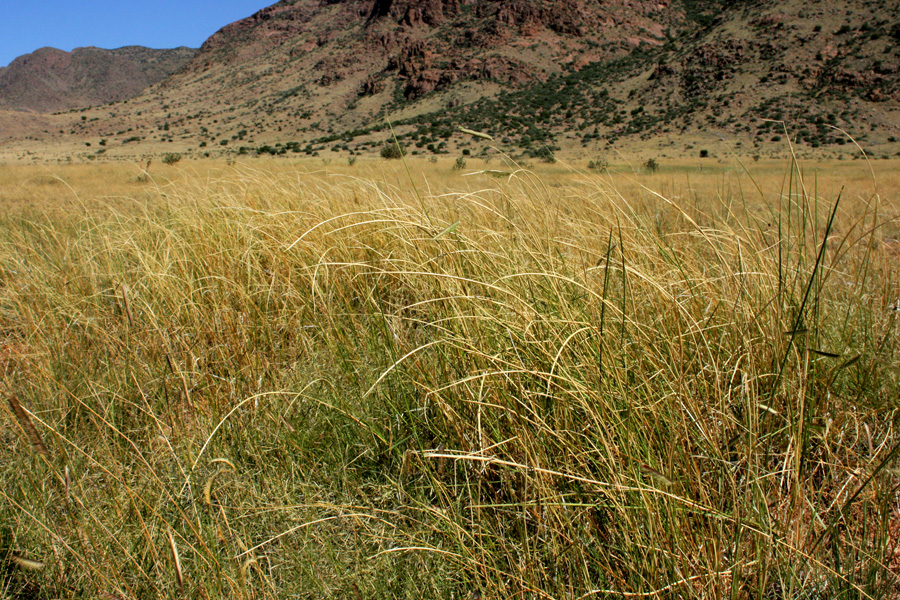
[380,142,403,160]
[529,146,557,163]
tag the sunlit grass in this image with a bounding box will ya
[1,155,898,599]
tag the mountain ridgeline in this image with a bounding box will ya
[2,0,898,156]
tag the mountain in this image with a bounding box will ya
[2,0,899,159]
[391,0,900,153]
[113,0,690,146]
[25,0,714,152]
[0,46,197,113]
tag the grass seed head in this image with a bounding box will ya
[9,554,45,571]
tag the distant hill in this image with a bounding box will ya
[0,46,196,113]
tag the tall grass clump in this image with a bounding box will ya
[0,158,898,599]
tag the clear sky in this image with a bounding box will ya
[0,1,275,68]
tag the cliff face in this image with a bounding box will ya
[174,0,683,102]
[0,46,196,113]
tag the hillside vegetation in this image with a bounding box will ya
[1,155,899,599]
[3,0,898,162]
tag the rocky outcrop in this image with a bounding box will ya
[188,0,680,81]
[820,67,898,102]
[355,0,677,98]
[399,0,457,26]
[493,0,587,36]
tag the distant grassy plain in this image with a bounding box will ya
[1,155,899,599]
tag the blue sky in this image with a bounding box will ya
[0,1,274,67]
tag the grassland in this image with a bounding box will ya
[1,154,899,599]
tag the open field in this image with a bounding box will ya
[1,154,899,599]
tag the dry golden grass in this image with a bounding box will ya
[1,154,898,599]
[1,155,898,215]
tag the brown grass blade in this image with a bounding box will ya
[808,348,841,358]
[64,465,71,503]
[121,284,134,327]
[167,529,184,594]
[7,396,48,457]
[350,582,364,600]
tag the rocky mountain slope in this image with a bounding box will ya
[380,0,900,154]
[0,46,196,113]
[125,0,690,143]
[2,0,899,159]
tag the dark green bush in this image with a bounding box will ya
[381,142,403,160]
